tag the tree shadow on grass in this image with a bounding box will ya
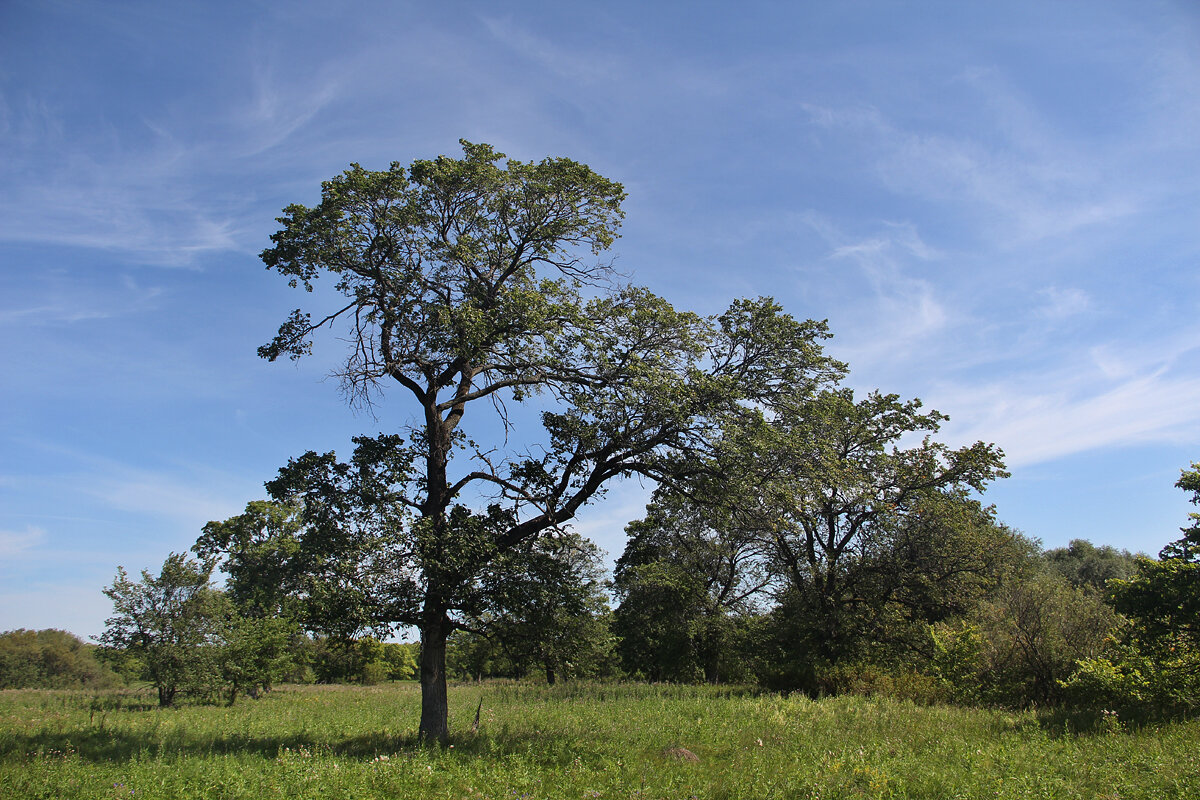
[1035,705,1191,737]
[1,725,582,765]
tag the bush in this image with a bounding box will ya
[929,572,1122,707]
[816,661,945,705]
[1062,642,1200,716]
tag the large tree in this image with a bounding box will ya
[706,387,1009,688]
[257,141,841,742]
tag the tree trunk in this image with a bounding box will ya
[418,613,450,745]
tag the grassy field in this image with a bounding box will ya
[2,681,1199,799]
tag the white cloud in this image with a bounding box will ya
[0,273,164,327]
[0,304,112,325]
[934,357,1200,468]
[13,441,261,541]
[810,219,954,371]
[0,526,45,558]
[480,15,626,86]
[1037,286,1091,320]
[0,110,244,263]
[801,91,1143,247]
[233,50,344,158]
[85,472,246,526]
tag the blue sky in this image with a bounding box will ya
[3,0,1199,639]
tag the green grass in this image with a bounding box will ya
[2,682,1198,798]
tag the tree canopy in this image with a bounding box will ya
[257,141,843,741]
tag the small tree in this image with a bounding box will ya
[217,611,297,703]
[381,642,419,681]
[447,532,618,683]
[978,571,1122,705]
[99,554,222,707]
[474,531,616,684]
[1044,539,1137,594]
[194,500,307,621]
[932,571,1121,707]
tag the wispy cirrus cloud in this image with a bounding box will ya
[0,526,45,559]
[0,100,243,264]
[1036,286,1091,321]
[0,274,164,326]
[795,215,958,373]
[9,439,263,543]
[932,329,1200,466]
[480,15,627,86]
[0,38,345,264]
[799,64,1152,248]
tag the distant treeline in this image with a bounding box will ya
[0,626,418,697]
[0,629,121,690]
[12,467,1195,722]
[5,527,1186,719]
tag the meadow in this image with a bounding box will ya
[2,682,1199,799]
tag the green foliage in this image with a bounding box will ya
[1043,538,1137,594]
[380,642,419,681]
[698,388,1010,690]
[613,559,710,681]
[193,500,307,620]
[1090,461,1200,714]
[1111,556,1200,650]
[1061,646,1157,711]
[0,629,122,690]
[1109,463,1200,647]
[256,140,846,741]
[100,554,313,706]
[613,496,766,683]
[928,621,986,704]
[217,613,299,703]
[449,532,619,683]
[99,553,225,707]
[935,571,1122,707]
[813,661,945,705]
[303,636,417,685]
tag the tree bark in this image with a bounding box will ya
[418,611,451,745]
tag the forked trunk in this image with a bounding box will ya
[418,614,450,745]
